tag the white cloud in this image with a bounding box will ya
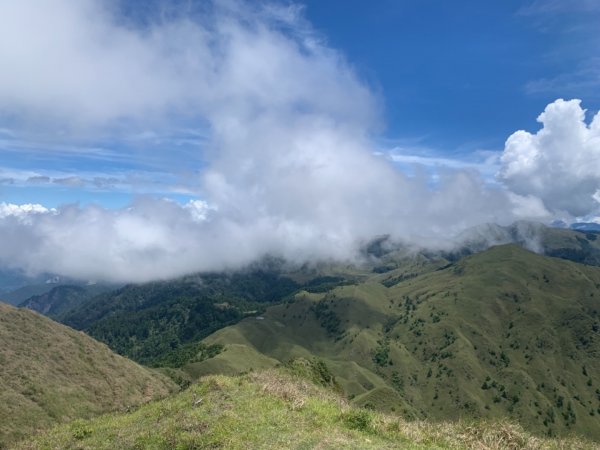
[499,99,600,217]
[0,0,192,129]
[182,199,214,222]
[0,1,557,282]
[0,188,548,284]
[0,0,375,134]
[0,202,54,220]
[386,149,502,183]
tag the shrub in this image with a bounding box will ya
[341,409,373,432]
[71,420,92,440]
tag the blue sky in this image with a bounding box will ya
[0,0,599,208]
[301,0,599,148]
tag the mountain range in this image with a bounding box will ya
[3,223,600,446]
[190,244,600,440]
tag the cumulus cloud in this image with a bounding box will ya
[0,0,558,282]
[0,202,54,220]
[499,99,600,217]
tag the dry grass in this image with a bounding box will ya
[376,416,597,450]
[227,369,600,450]
[250,369,345,410]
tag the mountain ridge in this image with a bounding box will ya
[13,363,599,450]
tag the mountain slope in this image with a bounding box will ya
[51,251,453,368]
[1,284,57,306]
[0,303,176,447]
[46,223,600,369]
[57,270,301,366]
[0,270,53,304]
[191,245,600,440]
[18,284,113,318]
[13,364,598,450]
[453,222,600,267]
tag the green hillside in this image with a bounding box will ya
[190,245,600,440]
[49,250,449,369]
[13,363,597,450]
[0,303,176,447]
[41,223,600,371]
[59,270,301,366]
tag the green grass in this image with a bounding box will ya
[187,245,600,440]
[0,303,176,448]
[14,366,598,450]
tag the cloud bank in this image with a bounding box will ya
[0,1,595,282]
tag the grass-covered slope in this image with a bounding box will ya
[0,303,176,447]
[13,364,598,450]
[192,245,600,440]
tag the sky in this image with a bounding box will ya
[0,0,599,282]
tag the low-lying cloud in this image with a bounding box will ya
[0,1,596,282]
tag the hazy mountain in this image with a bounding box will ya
[18,284,117,318]
[1,276,92,306]
[443,222,600,263]
[0,303,176,447]
[189,245,600,440]
[571,223,600,232]
[0,270,58,305]
[1,284,56,306]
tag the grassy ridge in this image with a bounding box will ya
[191,245,600,440]
[14,365,598,450]
[0,303,176,447]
